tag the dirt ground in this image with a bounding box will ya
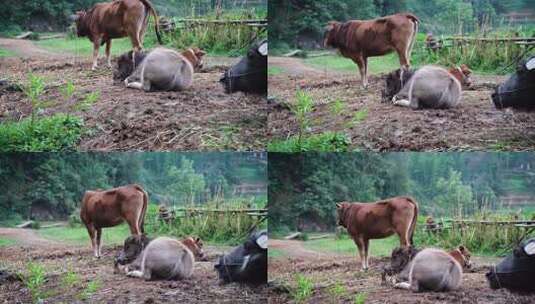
[268,239,535,304]
[268,56,535,151]
[0,38,267,151]
[0,228,268,303]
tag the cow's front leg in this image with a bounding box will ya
[354,237,367,271]
[92,39,101,70]
[96,228,102,258]
[353,55,368,89]
[105,40,112,68]
[363,238,370,270]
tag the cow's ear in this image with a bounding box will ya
[458,245,465,252]
[196,50,206,57]
[336,202,342,209]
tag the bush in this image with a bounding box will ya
[268,132,351,152]
[68,210,82,227]
[0,114,84,151]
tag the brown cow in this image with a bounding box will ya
[336,196,418,270]
[324,13,419,88]
[73,0,163,70]
[80,184,148,258]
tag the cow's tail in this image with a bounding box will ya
[133,184,149,234]
[405,13,419,63]
[139,0,163,44]
[405,196,419,246]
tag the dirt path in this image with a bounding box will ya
[0,38,62,59]
[268,56,535,151]
[0,227,63,247]
[268,238,535,304]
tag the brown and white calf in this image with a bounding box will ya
[324,13,419,88]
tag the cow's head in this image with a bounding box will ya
[115,234,151,265]
[72,11,89,38]
[382,67,415,102]
[114,50,148,81]
[450,245,472,269]
[220,39,267,95]
[181,48,206,71]
[388,246,419,275]
[449,64,472,89]
[335,202,348,227]
[323,21,340,48]
[182,237,208,261]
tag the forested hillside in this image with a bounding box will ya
[0,153,267,222]
[269,153,535,231]
[269,0,535,49]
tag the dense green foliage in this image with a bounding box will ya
[269,153,535,232]
[0,153,266,223]
[0,114,84,152]
[269,0,535,51]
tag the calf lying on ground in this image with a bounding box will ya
[386,65,471,109]
[214,230,267,285]
[116,47,206,91]
[115,235,206,280]
[389,246,471,292]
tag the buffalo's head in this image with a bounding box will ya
[220,39,267,95]
[181,237,208,262]
[388,246,419,275]
[113,50,148,81]
[115,234,151,266]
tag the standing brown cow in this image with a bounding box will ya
[336,196,418,270]
[324,13,419,88]
[73,0,163,70]
[80,184,148,258]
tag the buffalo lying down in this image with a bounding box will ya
[115,235,206,280]
[492,56,535,110]
[486,237,535,292]
[220,39,267,95]
[115,47,206,91]
[214,230,267,285]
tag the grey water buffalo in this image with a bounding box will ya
[324,13,419,88]
[220,39,267,95]
[391,65,472,109]
[72,0,162,70]
[121,47,206,91]
[115,235,206,280]
[214,230,267,285]
[80,184,148,258]
[336,196,418,270]
[392,246,471,292]
[492,55,535,110]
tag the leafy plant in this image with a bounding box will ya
[327,281,348,302]
[354,292,368,304]
[291,274,314,304]
[74,91,100,111]
[329,99,347,116]
[268,132,350,152]
[346,108,368,128]
[22,73,46,127]
[61,269,80,288]
[60,81,76,100]
[23,262,46,303]
[78,279,101,301]
[290,90,314,147]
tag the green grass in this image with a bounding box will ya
[268,248,286,259]
[38,224,130,246]
[303,235,399,257]
[0,238,16,247]
[267,132,351,152]
[268,66,284,76]
[0,114,84,152]
[305,53,403,75]
[36,37,135,56]
[0,48,15,57]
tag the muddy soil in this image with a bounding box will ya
[268,239,535,304]
[0,228,268,303]
[0,39,267,151]
[268,56,535,151]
